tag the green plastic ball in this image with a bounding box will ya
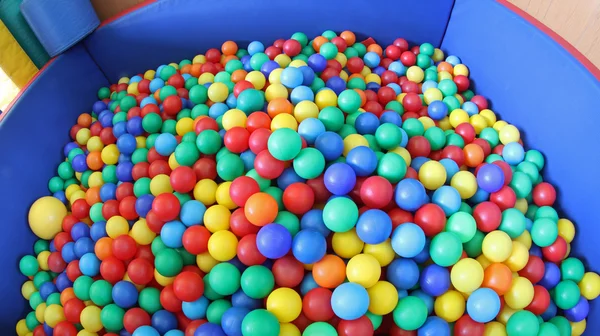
[291,32,308,46]
[509,171,533,198]
[354,43,367,57]
[517,161,539,183]
[337,89,362,113]
[102,165,118,184]
[561,258,585,282]
[174,142,200,166]
[73,275,94,301]
[46,292,61,306]
[424,127,446,150]
[225,59,244,73]
[48,176,64,193]
[430,232,463,267]
[196,129,222,155]
[318,107,345,132]
[207,299,232,324]
[553,280,581,310]
[160,65,177,81]
[377,153,407,183]
[506,310,539,336]
[131,148,149,164]
[177,247,196,265]
[535,206,559,222]
[250,53,270,71]
[119,95,137,112]
[402,118,425,137]
[420,43,435,56]
[242,309,280,336]
[33,240,49,255]
[90,203,105,222]
[347,77,366,90]
[237,89,265,113]
[29,292,43,309]
[89,280,113,306]
[246,169,270,191]
[26,311,39,331]
[549,316,572,336]
[241,265,275,299]
[142,113,163,133]
[323,197,359,232]
[319,42,338,60]
[101,304,125,332]
[344,47,359,59]
[303,322,337,335]
[264,186,284,210]
[274,211,300,236]
[208,263,241,296]
[443,96,461,111]
[464,230,485,257]
[446,212,477,243]
[57,161,74,179]
[203,276,224,301]
[191,104,209,119]
[19,255,39,277]
[416,54,431,69]
[154,248,183,277]
[446,133,465,148]
[293,148,325,179]
[438,79,458,97]
[366,312,383,330]
[138,287,162,314]
[375,123,403,150]
[499,208,527,239]
[162,119,177,135]
[393,296,428,331]
[216,153,245,181]
[268,128,302,161]
[33,271,51,289]
[525,150,545,171]
[98,87,111,99]
[531,218,558,247]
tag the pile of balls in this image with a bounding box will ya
[18,30,600,336]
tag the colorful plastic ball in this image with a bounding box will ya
[531,218,558,248]
[244,192,278,226]
[356,209,392,245]
[331,282,370,320]
[323,196,359,233]
[553,280,581,310]
[564,296,589,322]
[345,253,381,289]
[346,146,378,176]
[292,229,326,264]
[29,197,67,240]
[482,230,513,262]
[324,163,356,196]
[391,223,426,258]
[476,163,504,193]
[430,232,463,267]
[419,264,450,296]
[502,142,525,165]
[431,186,461,216]
[268,128,302,161]
[466,288,500,323]
[394,296,428,331]
[256,224,292,259]
[394,179,427,211]
[451,258,484,293]
[241,309,280,336]
[506,310,539,336]
[579,272,600,300]
[387,258,420,290]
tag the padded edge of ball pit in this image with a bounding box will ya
[442,0,600,330]
[0,44,108,331]
[83,0,456,82]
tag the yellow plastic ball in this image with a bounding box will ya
[288,60,307,68]
[451,171,477,199]
[87,172,104,188]
[130,219,156,245]
[438,116,452,131]
[434,290,465,322]
[22,281,36,300]
[482,230,513,263]
[208,230,238,261]
[150,174,173,195]
[514,230,532,249]
[28,196,67,240]
[418,116,435,130]
[106,216,129,238]
[339,71,350,82]
[198,73,214,85]
[470,114,488,134]
[397,93,406,103]
[424,88,443,104]
[246,71,266,90]
[557,218,575,243]
[222,109,247,130]
[279,323,301,336]
[504,241,529,271]
[101,144,119,165]
[37,251,50,271]
[16,319,29,336]
[118,77,129,84]
[504,276,534,309]
[479,109,497,126]
[360,66,371,77]
[207,82,229,102]
[335,52,348,67]
[215,182,237,209]
[194,179,218,206]
[499,124,520,144]
[406,66,424,83]
[44,304,66,327]
[455,94,464,105]
[271,113,298,131]
[78,330,99,336]
[315,89,338,110]
[331,229,364,259]
[80,305,103,332]
[515,198,528,214]
[363,239,395,267]
[367,281,398,315]
[294,101,319,122]
[433,48,445,62]
[70,190,86,204]
[193,54,206,64]
[365,73,381,85]
[265,83,288,101]
[484,321,508,336]
[268,68,283,85]
[419,161,447,190]
[65,184,81,200]
[343,134,369,156]
[492,120,507,132]
[196,252,219,273]
[35,302,46,323]
[346,254,381,288]
[571,319,587,336]
[451,258,484,293]
[154,269,175,286]
[438,71,453,81]
[449,109,469,128]
[579,272,600,300]
[176,117,194,136]
[204,205,231,233]
[476,254,493,270]
[275,54,292,68]
[127,82,139,95]
[454,64,469,76]
[168,154,180,170]
[390,147,412,166]
[267,287,302,323]
[87,136,104,152]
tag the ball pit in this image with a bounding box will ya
[4,2,600,334]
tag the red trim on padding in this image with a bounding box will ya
[497,0,600,81]
[0,58,56,122]
[98,0,159,28]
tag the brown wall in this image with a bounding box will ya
[90,0,600,68]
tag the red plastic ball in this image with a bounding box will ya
[414,203,446,237]
[102,200,120,220]
[347,57,364,74]
[406,135,431,158]
[234,80,255,98]
[283,39,302,56]
[237,234,267,266]
[230,208,260,238]
[116,182,135,201]
[127,258,154,285]
[492,160,513,186]
[320,68,340,82]
[230,176,260,207]
[152,193,181,222]
[454,75,470,92]
[441,145,465,167]
[292,312,312,333]
[472,138,491,157]
[132,162,150,180]
[182,225,211,255]
[532,182,556,207]
[246,112,271,133]
[90,122,103,136]
[54,232,72,252]
[119,195,138,220]
[173,271,204,302]
[489,186,517,211]
[518,255,545,284]
[71,199,90,219]
[195,117,219,133]
[525,285,550,315]
[193,157,217,180]
[146,210,166,234]
[302,287,334,321]
[53,322,78,336]
[63,214,79,233]
[377,87,396,105]
[167,74,185,89]
[148,147,168,163]
[360,176,393,209]
[389,324,417,336]
[454,315,484,336]
[224,127,250,153]
[48,252,67,273]
[265,46,281,60]
[405,167,419,180]
[331,37,347,52]
[327,60,342,71]
[186,320,207,336]
[272,255,304,288]
[100,256,126,284]
[283,183,315,215]
[472,202,502,232]
[470,95,488,111]
[136,244,154,262]
[254,150,285,179]
[306,175,331,204]
[401,81,419,94]
[542,236,567,263]
[163,96,182,116]
[205,48,221,63]
[337,315,374,336]
[64,298,85,323]
[248,128,271,154]
[364,101,383,117]
[381,70,399,86]
[160,285,183,312]
[400,51,416,66]
[170,166,197,193]
[402,93,422,112]
[385,45,402,60]
[201,62,218,75]
[112,235,137,261]
[123,307,152,334]
[66,261,82,282]
[455,123,476,144]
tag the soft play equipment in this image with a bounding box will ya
[2,0,600,334]
[0,18,37,88]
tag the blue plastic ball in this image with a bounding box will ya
[160,220,186,248]
[231,290,262,310]
[411,156,430,172]
[276,167,306,190]
[71,222,91,240]
[117,134,137,155]
[182,296,210,320]
[79,253,100,276]
[133,326,160,336]
[71,154,88,172]
[325,77,346,95]
[412,289,435,315]
[387,258,420,290]
[116,162,134,182]
[391,223,426,258]
[298,118,326,145]
[256,224,292,259]
[61,242,76,263]
[380,111,403,126]
[331,282,370,320]
[477,163,505,193]
[74,237,95,258]
[300,273,319,295]
[247,41,265,55]
[462,101,479,116]
[127,117,144,136]
[221,307,250,336]
[135,195,154,218]
[502,142,525,165]
[113,121,127,138]
[152,310,178,335]
[180,200,206,226]
[446,55,461,66]
[439,158,459,183]
[39,281,57,300]
[388,61,406,76]
[432,186,461,216]
[195,322,227,336]
[324,162,356,195]
[363,52,381,68]
[260,60,280,76]
[299,66,316,86]
[346,146,378,176]
[155,133,178,156]
[356,209,392,244]
[428,101,448,120]
[292,229,327,264]
[55,272,73,292]
[420,264,450,297]
[539,262,561,289]
[280,67,304,89]
[100,183,117,201]
[307,54,327,72]
[300,209,330,237]
[467,288,501,323]
[564,297,589,322]
[418,316,450,336]
[314,131,344,161]
[355,112,380,135]
[394,178,427,211]
[112,280,139,309]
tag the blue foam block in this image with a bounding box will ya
[0,45,107,331]
[85,0,455,82]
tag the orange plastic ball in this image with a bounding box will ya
[78,114,93,128]
[312,254,346,288]
[340,31,356,46]
[244,192,278,226]
[94,237,113,261]
[481,263,513,295]
[313,36,328,52]
[222,41,238,56]
[267,98,294,118]
[463,143,484,167]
